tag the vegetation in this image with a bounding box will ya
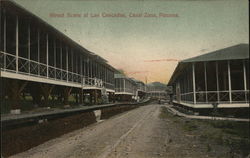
[160,107,250,157]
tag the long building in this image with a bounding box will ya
[168,44,249,115]
[114,73,137,101]
[0,1,116,112]
[147,82,167,99]
[130,78,147,101]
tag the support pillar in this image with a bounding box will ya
[3,9,6,52]
[60,42,62,79]
[7,80,27,110]
[80,89,83,104]
[192,63,196,104]
[3,9,6,69]
[15,16,19,72]
[28,22,30,74]
[204,62,208,103]
[63,87,72,105]
[113,92,116,103]
[30,83,42,106]
[54,39,56,77]
[94,89,98,104]
[227,60,232,103]
[40,83,54,106]
[37,29,40,75]
[75,93,79,104]
[46,34,49,78]
[215,61,220,103]
[243,60,247,103]
[66,47,69,82]
[89,90,93,104]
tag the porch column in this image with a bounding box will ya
[192,63,196,104]
[40,83,54,106]
[215,61,220,102]
[71,49,73,73]
[99,64,101,80]
[80,55,83,86]
[60,42,62,79]
[87,57,89,77]
[83,57,86,77]
[3,9,6,52]
[46,34,49,78]
[37,29,40,75]
[28,22,30,74]
[124,79,126,93]
[89,59,92,78]
[3,10,6,69]
[95,61,97,78]
[204,62,208,103]
[80,55,83,77]
[16,16,19,72]
[63,87,72,105]
[8,80,27,110]
[75,53,78,75]
[54,39,56,77]
[80,89,83,104]
[243,60,247,103]
[227,60,232,103]
[66,47,68,81]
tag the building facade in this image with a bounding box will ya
[168,44,249,112]
[146,82,167,99]
[114,73,137,101]
[0,1,116,111]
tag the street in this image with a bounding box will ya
[10,104,217,158]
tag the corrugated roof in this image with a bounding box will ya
[181,44,249,63]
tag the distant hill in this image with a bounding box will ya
[147,82,167,87]
[147,82,167,91]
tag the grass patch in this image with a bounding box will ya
[159,107,180,123]
[199,120,250,156]
[182,121,198,132]
[160,106,250,157]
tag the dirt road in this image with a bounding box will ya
[10,104,237,158]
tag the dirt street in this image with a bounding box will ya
[10,104,242,158]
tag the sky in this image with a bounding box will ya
[14,0,249,84]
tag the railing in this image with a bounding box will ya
[175,90,249,104]
[105,82,115,90]
[0,51,114,89]
[114,88,135,94]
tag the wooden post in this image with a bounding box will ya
[243,60,247,103]
[80,88,83,104]
[75,93,79,104]
[204,62,208,103]
[30,83,42,106]
[228,60,232,103]
[94,89,98,104]
[7,80,27,110]
[16,16,19,72]
[46,34,49,78]
[37,29,40,75]
[40,83,54,106]
[63,87,72,105]
[3,9,6,52]
[215,61,220,103]
[192,63,196,104]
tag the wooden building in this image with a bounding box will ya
[168,44,249,116]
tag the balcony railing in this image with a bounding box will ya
[174,90,249,104]
[0,51,114,89]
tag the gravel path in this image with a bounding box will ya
[10,104,215,158]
